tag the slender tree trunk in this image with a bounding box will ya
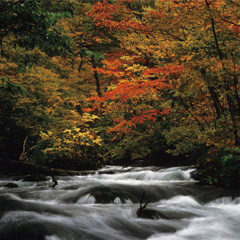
[78,59,84,72]
[19,135,28,161]
[233,75,240,113]
[179,96,205,131]
[205,0,223,60]
[227,94,240,146]
[91,57,102,97]
[207,86,223,118]
[200,68,223,118]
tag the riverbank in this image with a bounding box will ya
[0,158,97,178]
[1,152,240,189]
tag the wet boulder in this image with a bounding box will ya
[4,183,19,188]
[90,190,120,203]
[136,206,169,220]
[89,186,131,203]
[136,191,170,220]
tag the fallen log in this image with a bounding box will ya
[0,158,95,176]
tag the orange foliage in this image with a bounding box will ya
[107,120,136,134]
[84,1,188,134]
[132,109,164,124]
[86,0,148,32]
[143,65,185,77]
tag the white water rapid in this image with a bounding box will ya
[1,166,240,240]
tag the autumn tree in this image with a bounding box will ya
[148,0,240,152]
[0,0,88,167]
[83,0,179,163]
[58,0,123,98]
[84,0,240,168]
[1,0,240,180]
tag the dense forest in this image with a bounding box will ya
[1,0,240,187]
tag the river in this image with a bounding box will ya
[1,165,240,240]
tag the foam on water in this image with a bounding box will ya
[96,168,195,182]
[159,195,200,207]
[76,194,96,204]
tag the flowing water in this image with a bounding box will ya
[1,165,240,240]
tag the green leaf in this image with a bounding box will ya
[221,154,233,167]
[85,50,105,60]
[85,50,93,57]
[92,52,105,60]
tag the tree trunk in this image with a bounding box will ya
[208,86,223,118]
[233,75,240,113]
[91,57,102,97]
[0,158,95,176]
[227,95,240,146]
